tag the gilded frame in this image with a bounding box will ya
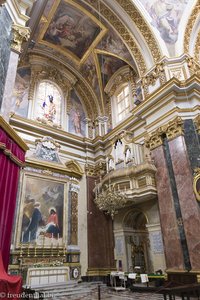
[38,0,107,65]
[15,171,68,247]
[193,172,200,201]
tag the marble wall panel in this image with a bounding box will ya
[152,146,184,270]
[184,120,200,171]
[0,6,12,109]
[87,176,115,270]
[169,136,200,270]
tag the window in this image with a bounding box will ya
[116,85,130,122]
[34,81,62,126]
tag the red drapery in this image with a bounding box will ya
[0,127,25,271]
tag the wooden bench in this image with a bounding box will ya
[160,283,200,300]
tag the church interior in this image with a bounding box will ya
[0,0,200,297]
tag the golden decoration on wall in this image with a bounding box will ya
[193,168,200,201]
[184,0,200,54]
[11,24,30,53]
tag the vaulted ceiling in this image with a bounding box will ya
[21,0,199,119]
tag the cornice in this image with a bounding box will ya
[0,115,29,151]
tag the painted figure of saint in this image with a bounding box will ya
[43,95,56,122]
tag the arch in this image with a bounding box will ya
[184,0,200,55]
[33,80,63,126]
[123,209,148,230]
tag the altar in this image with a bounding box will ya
[26,266,70,287]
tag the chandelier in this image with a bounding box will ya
[94,183,128,219]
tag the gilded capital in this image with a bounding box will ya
[145,128,164,150]
[11,24,30,53]
[164,117,184,141]
[194,114,200,134]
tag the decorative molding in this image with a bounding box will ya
[186,56,200,77]
[193,167,200,201]
[195,30,200,63]
[184,0,200,54]
[116,0,162,63]
[11,23,30,53]
[65,160,84,179]
[69,191,78,245]
[141,62,166,95]
[145,117,184,150]
[0,115,29,151]
[84,0,146,75]
[145,128,164,150]
[163,116,184,141]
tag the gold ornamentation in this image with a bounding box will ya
[11,24,30,53]
[94,183,128,219]
[85,164,96,176]
[85,0,147,75]
[145,128,164,150]
[164,116,184,141]
[145,117,184,149]
[116,0,162,63]
[194,114,200,134]
[184,0,200,54]
[186,57,200,77]
[70,191,78,245]
[65,160,84,178]
[141,62,166,93]
[177,217,183,227]
[193,168,200,201]
[195,31,200,63]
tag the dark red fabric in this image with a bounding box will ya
[0,126,25,272]
[0,251,22,299]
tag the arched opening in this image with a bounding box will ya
[33,81,63,126]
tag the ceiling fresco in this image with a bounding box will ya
[39,0,107,64]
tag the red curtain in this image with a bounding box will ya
[0,127,25,271]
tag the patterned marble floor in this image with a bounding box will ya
[59,286,182,300]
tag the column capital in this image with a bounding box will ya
[145,128,164,150]
[145,117,184,150]
[11,23,30,53]
[164,116,184,141]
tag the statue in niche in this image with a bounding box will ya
[108,157,114,171]
[114,139,124,164]
[42,95,56,122]
[125,147,132,164]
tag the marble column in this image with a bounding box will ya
[1,23,30,121]
[168,135,200,271]
[87,175,115,276]
[151,146,185,271]
[0,5,12,110]
[68,182,80,245]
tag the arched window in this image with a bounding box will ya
[34,81,62,126]
[111,83,132,126]
[116,85,130,121]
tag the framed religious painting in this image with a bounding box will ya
[193,171,200,201]
[15,172,68,247]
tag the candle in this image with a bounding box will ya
[58,233,59,240]
[28,231,31,243]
